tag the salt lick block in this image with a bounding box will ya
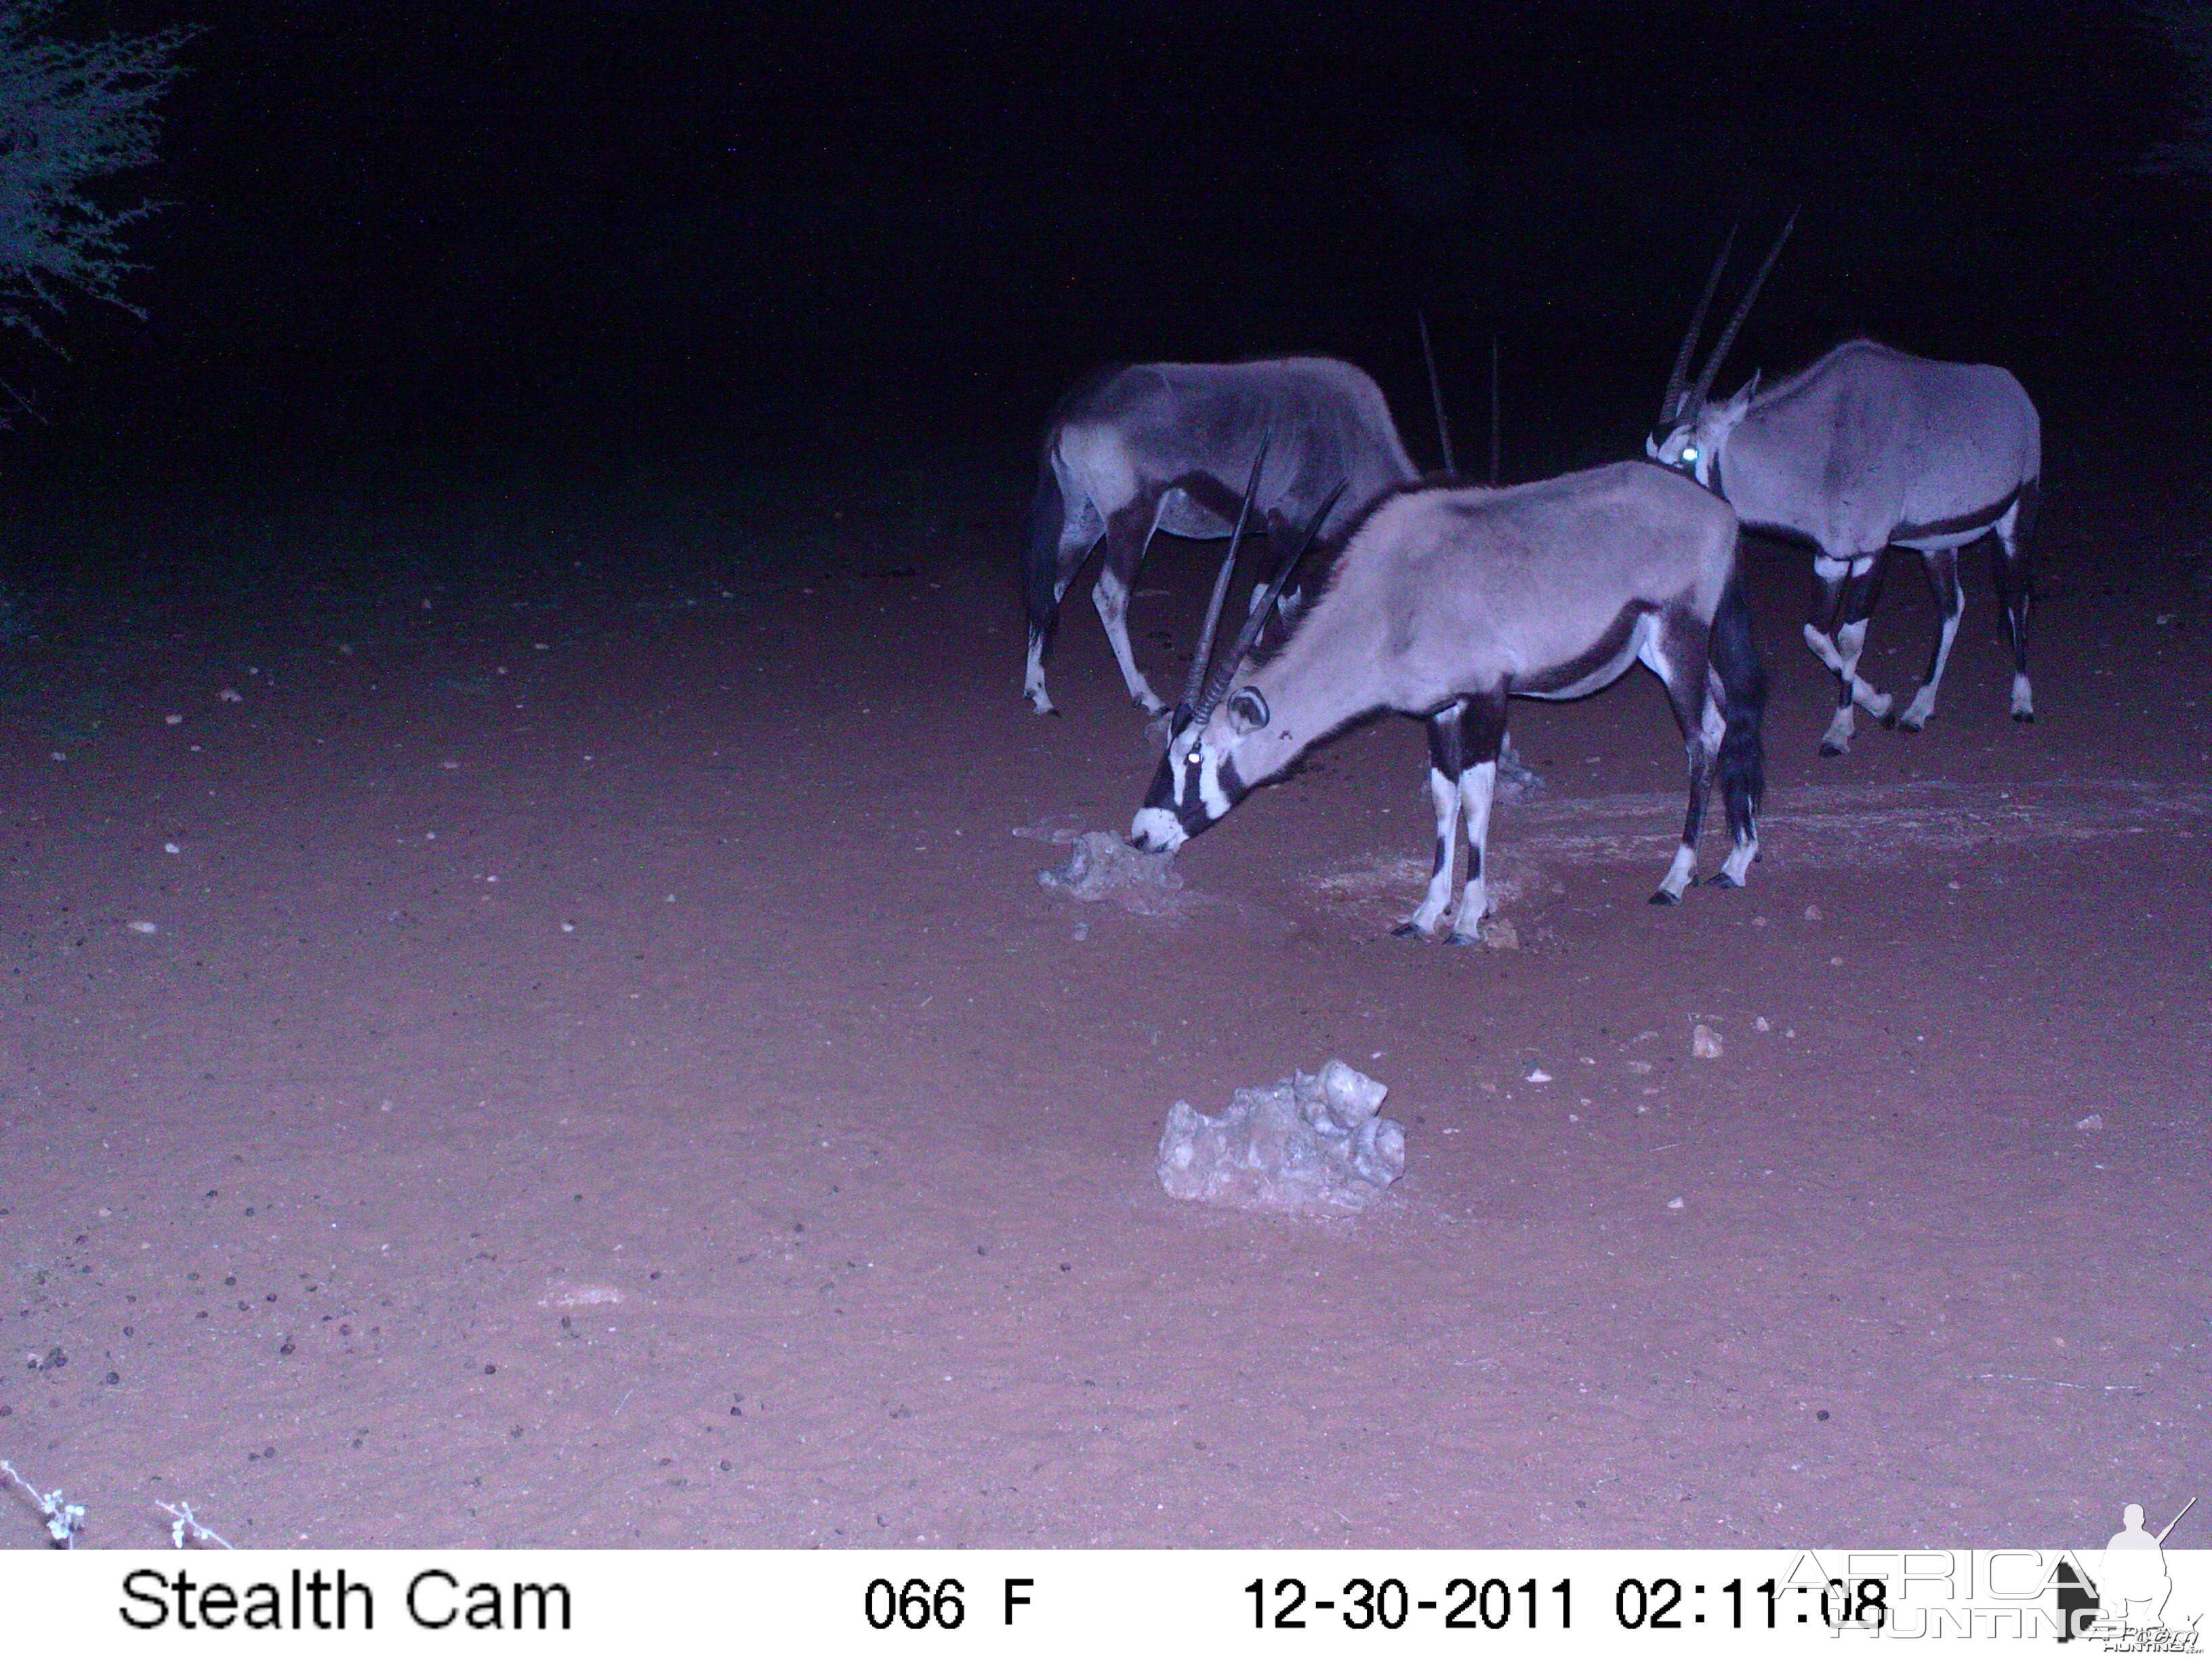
[1158,1059,1406,1216]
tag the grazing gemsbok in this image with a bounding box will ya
[1022,358,1417,717]
[1645,224,2043,754]
[1130,462,1767,938]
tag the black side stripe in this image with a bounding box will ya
[1895,483,2022,542]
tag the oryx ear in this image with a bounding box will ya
[1226,687,1270,734]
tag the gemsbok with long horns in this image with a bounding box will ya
[1022,358,1418,718]
[1646,220,2043,754]
[1130,461,1767,939]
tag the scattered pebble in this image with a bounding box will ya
[2076,1114,2104,1132]
[1829,955,1843,967]
[1946,880,1961,890]
[1626,1059,1653,1075]
[1477,916,1520,950]
[218,689,243,703]
[163,842,180,855]
[440,759,461,770]
[560,922,575,933]
[125,920,159,935]
[164,713,184,726]
[1753,1016,1771,1032]
[1666,1197,1685,1211]
[1526,1068,1553,1084]
[1803,904,1822,922]
[1692,1024,1723,1060]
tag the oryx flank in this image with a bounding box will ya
[1022,359,1416,717]
[1130,462,1767,939]
[1647,225,2042,754]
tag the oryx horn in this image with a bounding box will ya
[1685,209,1797,417]
[1660,224,1736,424]
[1418,311,1456,474]
[1180,430,1273,716]
[1188,480,1349,729]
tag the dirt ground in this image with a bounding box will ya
[2,459,2207,1550]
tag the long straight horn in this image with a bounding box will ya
[1189,480,1349,729]
[1180,430,1272,714]
[1418,311,1456,474]
[1660,226,1736,424]
[1685,209,1797,417]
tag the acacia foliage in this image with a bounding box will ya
[0,2,188,348]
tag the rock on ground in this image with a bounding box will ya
[1039,830,1184,914]
[1158,1059,1407,1216]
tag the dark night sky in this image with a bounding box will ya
[12,1,2209,492]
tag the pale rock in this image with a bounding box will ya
[1157,1059,1406,1216]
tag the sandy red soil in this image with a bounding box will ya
[2,463,2207,1550]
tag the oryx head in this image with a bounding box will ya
[1647,373,1760,485]
[1646,213,1795,480]
[1130,474,1345,854]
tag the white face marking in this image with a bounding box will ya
[1129,805,1184,851]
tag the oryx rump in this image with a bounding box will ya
[1647,229,2041,752]
[1131,462,1767,937]
[1023,358,1416,716]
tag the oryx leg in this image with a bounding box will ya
[1803,554,1893,746]
[1393,701,1468,941]
[1024,499,1104,716]
[1446,690,1509,943]
[1091,495,1170,714]
[1643,615,1717,903]
[1990,491,2036,720]
[1896,547,1963,731]
[1816,552,1889,756]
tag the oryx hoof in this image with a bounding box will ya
[1706,870,1742,890]
[1648,888,1683,907]
[1389,921,1428,941]
[2012,711,2035,724]
[1446,930,1481,947]
[1881,708,1903,730]
[1818,739,1847,758]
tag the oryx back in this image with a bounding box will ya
[1723,341,2040,556]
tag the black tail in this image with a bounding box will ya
[1711,568,1767,842]
[1022,443,1066,651]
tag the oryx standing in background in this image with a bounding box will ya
[1131,462,1766,938]
[1647,222,2043,754]
[1022,358,1416,718]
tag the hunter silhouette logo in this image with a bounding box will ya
[2057,1496,2200,1648]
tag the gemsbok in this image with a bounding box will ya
[1647,222,2042,754]
[1022,358,1417,718]
[1130,461,1767,939]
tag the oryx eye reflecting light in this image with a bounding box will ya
[1683,447,1699,463]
